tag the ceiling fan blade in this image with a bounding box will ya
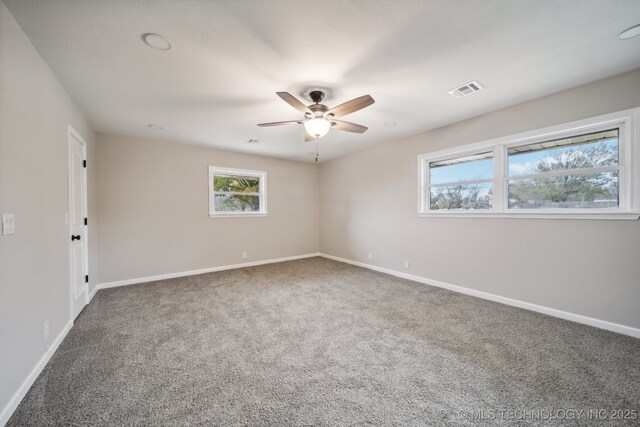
[276,92,312,115]
[257,120,303,127]
[331,120,368,134]
[326,95,374,118]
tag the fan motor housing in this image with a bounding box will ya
[308,103,328,117]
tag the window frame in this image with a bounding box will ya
[418,108,640,220]
[208,166,267,217]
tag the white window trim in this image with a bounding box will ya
[209,166,267,217]
[418,108,640,220]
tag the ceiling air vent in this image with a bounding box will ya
[448,81,484,98]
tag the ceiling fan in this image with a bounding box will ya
[258,90,375,142]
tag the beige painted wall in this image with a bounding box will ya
[0,1,97,415]
[96,134,319,283]
[320,69,640,330]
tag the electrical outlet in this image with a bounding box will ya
[404,260,410,269]
[242,252,247,259]
[367,253,372,260]
[44,320,49,339]
[2,213,15,235]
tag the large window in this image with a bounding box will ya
[418,108,639,219]
[208,167,266,217]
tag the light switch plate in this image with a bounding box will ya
[2,214,15,235]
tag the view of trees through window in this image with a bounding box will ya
[429,153,493,210]
[430,184,492,210]
[507,130,619,209]
[213,174,261,212]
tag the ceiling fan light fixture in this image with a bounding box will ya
[304,118,331,138]
[258,91,374,142]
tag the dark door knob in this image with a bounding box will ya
[71,234,81,241]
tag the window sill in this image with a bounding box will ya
[418,211,640,220]
[209,213,267,218]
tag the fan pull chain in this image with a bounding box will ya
[315,139,319,162]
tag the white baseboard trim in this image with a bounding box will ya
[0,320,73,426]
[87,283,99,304]
[320,253,640,339]
[97,253,322,290]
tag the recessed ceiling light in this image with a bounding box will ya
[617,24,640,40]
[147,124,163,130]
[141,33,172,50]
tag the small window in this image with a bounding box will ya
[507,129,619,209]
[429,152,493,210]
[208,167,267,217]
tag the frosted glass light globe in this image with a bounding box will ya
[304,118,331,138]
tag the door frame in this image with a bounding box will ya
[68,125,89,320]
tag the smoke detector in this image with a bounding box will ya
[448,81,484,98]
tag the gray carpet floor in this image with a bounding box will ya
[8,257,640,426]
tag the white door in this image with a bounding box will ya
[69,130,88,319]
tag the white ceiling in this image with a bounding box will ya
[5,0,640,162]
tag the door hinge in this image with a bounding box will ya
[85,275,89,283]
[83,160,87,168]
[84,217,88,226]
